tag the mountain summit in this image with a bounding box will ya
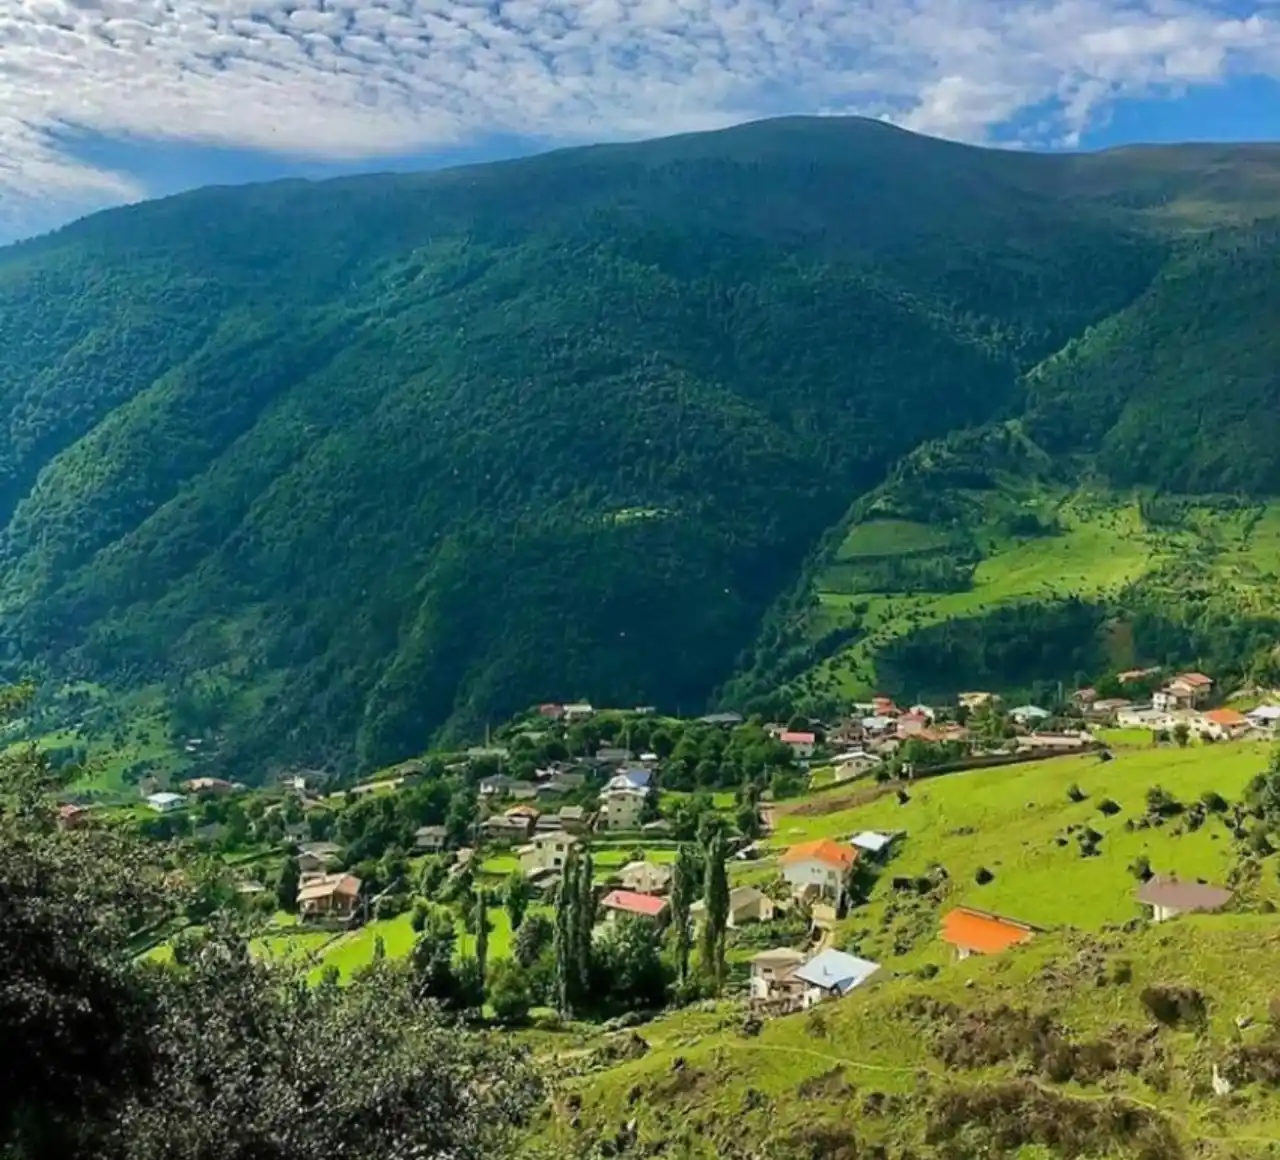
[2,117,1278,774]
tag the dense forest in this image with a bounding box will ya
[1,118,1279,774]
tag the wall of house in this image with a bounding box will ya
[784,859,841,897]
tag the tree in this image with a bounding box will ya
[596,915,670,1010]
[276,854,300,913]
[487,960,533,1025]
[473,890,491,984]
[575,848,596,1001]
[552,845,580,1016]
[513,913,554,969]
[504,871,530,932]
[699,831,730,994]
[1172,722,1191,748]
[668,844,700,989]
[410,906,461,1007]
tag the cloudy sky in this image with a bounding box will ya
[1,0,1279,241]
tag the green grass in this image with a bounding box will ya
[802,489,1280,700]
[767,741,1275,936]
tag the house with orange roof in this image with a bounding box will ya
[940,906,1038,960]
[780,838,857,900]
[1201,707,1250,740]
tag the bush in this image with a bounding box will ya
[1076,828,1102,857]
[487,960,533,1025]
[1098,798,1122,817]
[1145,785,1182,817]
[410,898,432,932]
[1128,854,1153,881]
[1140,984,1207,1029]
[974,866,995,886]
[374,892,410,920]
[1066,783,1087,803]
[1201,790,1229,814]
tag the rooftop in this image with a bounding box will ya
[940,906,1037,954]
[791,948,880,994]
[1137,876,1233,913]
[600,890,668,918]
[780,838,857,871]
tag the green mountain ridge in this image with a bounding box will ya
[2,117,1280,776]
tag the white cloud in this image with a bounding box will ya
[0,0,1278,230]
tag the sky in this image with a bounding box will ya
[1,0,1279,242]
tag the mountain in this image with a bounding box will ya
[2,117,1279,778]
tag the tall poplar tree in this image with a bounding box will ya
[700,830,730,994]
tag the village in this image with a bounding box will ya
[54,662,1280,1035]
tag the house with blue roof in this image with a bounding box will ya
[606,768,652,792]
[790,949,880,1008]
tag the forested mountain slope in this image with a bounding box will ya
[1,117,1278,775]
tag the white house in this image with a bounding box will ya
[1248,705,1280,732]
[790,948,881,1008]
[850,831,896,860]
[597,786,648,831]
[828,751,880,782]
[748,948,806,1000]
[1009,705,1051,726]
[618,860,672,895]
[1153,672,1214,712]
[518,831,580,876]
[146,791,185,813]
[779,839,856,900]
[563,702,595,720]
[1136,876,1233,922]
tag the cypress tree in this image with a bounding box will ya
[669,844,699,988]
[700,830,729,994]
[553,845,580,1016]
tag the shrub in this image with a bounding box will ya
[974,866,995,886]
[1249,826,1275,856]
[1110,959,1133,984]
[1145,785,1182,817]
[805,1009,829,1038]
[1076,827,1102,857]
[1098,798,1122,816]
[1201,790,1229,813]
[1140,984,1207,1029]
[487,959,533,1025]
[1067,783,1087,803]
[1128,854,1153,881]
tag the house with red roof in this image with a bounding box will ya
[56,803,89,830]
[940,906,1037,960]
[779,839,857,900]
[779,731,817,758]
[599,890,668,924]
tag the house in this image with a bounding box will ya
[519,831,580,876]
[1154,672,1214,711]
[1115,706,1166,729]
[1073,687,1098,708]
[692,885,775,928]
[940,906,1037,960]
[1201,708,1250,740]
[480,814,533,842]
[56,803,89,829]
[790,948,881,1007]
[850,831,897,860]
[1137,876,1233,923]
[908,704,936,721]
[861,715,897,736]
[780,839,857,900]
[895,711,932,738]
[599,890,668,924]
[479,774,516,798]
[749,948,807,1000]
[558,805,589,832]
[1248,705,1280,732]
[597,786,648,831]
[297,849,338,874]
[414,825,449,853]
[779,731,816,758]
[830,750,880,779]
[537,703,565,720]
[504,804,542,824]
[619,860,672,895]
[563,702,595,720]
[606,769,653,792]
[1118,667,1161,684]
[535,812,565,833]
[1086,698,1132,720]
[958,691,998,711]
[699,711,743,727]
[871,696,899,717]
[299,840,341,863]
[1009,705,1051,726]
[549,771,587,791]
[1016,731,1091,752]
[182,776,235,795]
[594,747,631,766]
[297,873,362,920]
[146,791,186,813]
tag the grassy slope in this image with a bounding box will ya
[533,739,1280,1158]
[793,484,1280,703]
